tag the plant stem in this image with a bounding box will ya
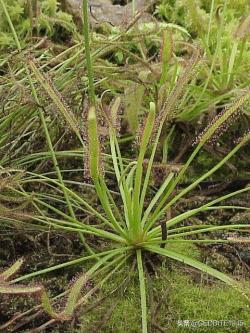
[137,249,147,333]
[132,0,136,16]
[206,0,215,45]
[82,0,95,105]
[0,0,22,49]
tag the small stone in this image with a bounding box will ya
[60,0,152,28]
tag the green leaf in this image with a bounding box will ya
[28,58,82,141]
[146,245,249,300]
[0,284,43,295]
[88,106,100,181]
[0,258,23,282]
[132,102,156,234]
[63,252,120,318]
[124,83,145,133]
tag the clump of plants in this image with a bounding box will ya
[0,0,76,49]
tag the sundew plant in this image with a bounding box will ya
[0,0,250,332]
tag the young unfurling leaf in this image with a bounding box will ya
[88,106,100,181]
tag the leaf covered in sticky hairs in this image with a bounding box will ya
[27,57,81,138]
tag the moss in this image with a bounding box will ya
[68,244,250,332]
[152,269,249,333]
[67,263,249,333]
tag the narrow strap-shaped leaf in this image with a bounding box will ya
[102,179,126,228]
[16,176,113,229]
[40,289,56,318]
[167,224,250,239]
[142,172,174,230]
[63,251,120,317]
[0,258,23,282]
[95,179,128,238]
[75,254,129,310]
[139,123,163,226]
[132,103,156,231]
[88,106,100,181]
[28,59,82,142]
[12,248,131,284]
[146,245,249,299]
[109,100,133,227]
[148,187,250,238]
[88,107,126,235]
[0,284,43,295]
